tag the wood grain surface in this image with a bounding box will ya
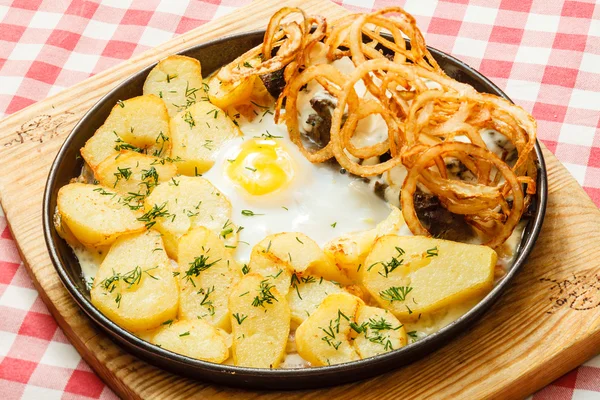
[1,0,599,398]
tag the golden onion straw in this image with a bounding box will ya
[215,7,538,247]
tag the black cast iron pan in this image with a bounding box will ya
[43,30,547,390]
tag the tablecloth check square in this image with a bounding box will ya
[0,0,598,399]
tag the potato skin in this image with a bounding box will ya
[90,231,178,332]
[151,319,229,363]
[228,273,290,368]
[362,235,497,320]
[57,183,145,248]
[177,227,240,330]
[295,292,363,366]
[143,55,205,117]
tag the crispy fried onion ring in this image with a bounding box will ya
[342,99,403,159]
[329,58,473,176]
[401,142,525,248]
[284,64,357,162]
[324,7,445,117]
[326,7,441,72]
[217,8,326,83]
[216,7,539,247]
[404,90,537,188]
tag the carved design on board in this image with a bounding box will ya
[541,273,600,313]
[2,111,75,148]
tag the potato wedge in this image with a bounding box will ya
[81,95,170,170]
[362,235,497,320]
[177,227,240,330]
[208,74,255,109]
[229,273,290,368]
[90,231,178,332]
[295,292,363,366]
[151,319,229,363]
[287,275,343,324]
[143,55,205,117]
[95,151,178,200]
[143,176,235,258]
[324,206,404,283]
[353,305,407,359]
[170,101,241,176]
[57,183,145,247]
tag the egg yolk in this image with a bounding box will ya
[226,138,294,195]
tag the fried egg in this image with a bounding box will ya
[203,107,392,261]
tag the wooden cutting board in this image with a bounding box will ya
[1,0,599,398]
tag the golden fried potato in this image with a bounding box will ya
[233,77,274,121]
[362,235,497,320]
[177,227,240,330]
[53,210,80,248]
[286,275,343,324]
[90,231,178,332]
[295,292,363,366]
[80,128,121,172]
[247,241,292,297]
[228,273,290,368]
[324,206,404,283]
[81,95,170,170]
[151,319,229,363]
[57,183,145,247]
[134,325,163,343]
[95,151,177,200]
[249,76,273,107]
[143,176,235,258]
[260,232,335,274]
[170,101,241,176]
[246,232,344,297]
[353,305,407,359]
[143,55,205,117]
[208,74,255,109]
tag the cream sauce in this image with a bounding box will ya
[72,246,105,289]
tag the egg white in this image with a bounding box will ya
[203,106,392,262]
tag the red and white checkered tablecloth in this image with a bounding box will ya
[0,0,599,399]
